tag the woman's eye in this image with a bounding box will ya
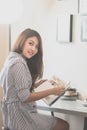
[36,45,39,49]
[28,42,39,49]
[29,42,33,45]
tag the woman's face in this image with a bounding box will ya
[22,36,39,59]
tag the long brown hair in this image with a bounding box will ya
[12,28,43,90]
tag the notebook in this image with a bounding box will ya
[35,80,70,106]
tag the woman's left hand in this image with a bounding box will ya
[34,79,47,88]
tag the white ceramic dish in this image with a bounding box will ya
[82,102,87,107]
[61,95,77,100]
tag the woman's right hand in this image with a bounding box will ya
[52,85,65,96]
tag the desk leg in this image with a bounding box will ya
[84,117,87,130]
[51,112,54,117]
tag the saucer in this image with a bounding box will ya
[61,95,78,101]
[82,102,87,107]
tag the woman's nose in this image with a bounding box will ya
[32,46,36,51]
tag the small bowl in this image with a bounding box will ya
[65,88,77,96]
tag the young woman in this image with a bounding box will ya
[0,28,69,130]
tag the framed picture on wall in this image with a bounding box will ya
[57,15,73,43]
[81,15,87,42]
[79,0,87,14]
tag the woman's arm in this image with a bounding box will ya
[24,86,64,103]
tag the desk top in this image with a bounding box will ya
[36,99,87,117]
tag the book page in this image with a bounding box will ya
[35,81,58,105]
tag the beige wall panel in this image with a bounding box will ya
[0,25,9,70]
[0,25,9,129]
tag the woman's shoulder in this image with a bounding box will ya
[6,52,27,67]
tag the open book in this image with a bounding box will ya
[35,80,70,106]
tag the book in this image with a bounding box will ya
[35,80,70,106]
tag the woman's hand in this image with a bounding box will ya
[49,80,65,96]
[34,79,47,88]
[52,85,65,96]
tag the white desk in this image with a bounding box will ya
[36,99,87,130]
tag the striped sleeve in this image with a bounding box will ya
[11,62,31,102]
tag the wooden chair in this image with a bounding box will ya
[2,126,10,130]
[0,88,10,130]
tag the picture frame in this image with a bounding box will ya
[81,15,87,42]
[57,15,73,43]
[79,0,87,14]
